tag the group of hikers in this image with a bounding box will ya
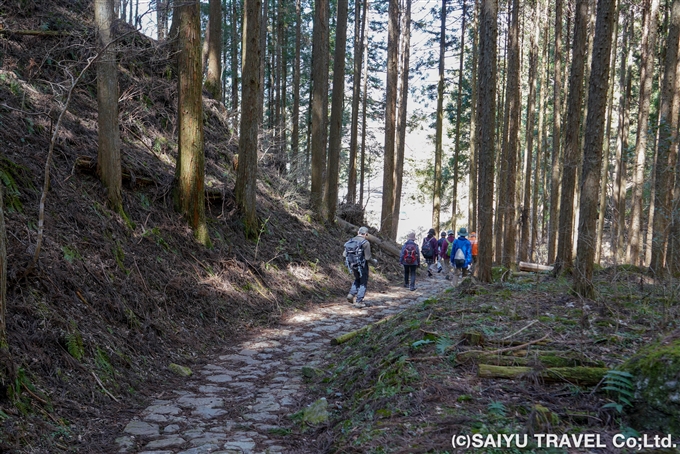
[343,225,478,308]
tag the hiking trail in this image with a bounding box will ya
[115,276,453,453]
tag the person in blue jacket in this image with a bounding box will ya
[450,227,472,284]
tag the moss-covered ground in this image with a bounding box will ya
[303,268,680,453]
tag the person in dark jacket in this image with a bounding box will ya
[344,226,378,308]
[422,228,439,277]
[436,231,447,273]
[450,227,473,285]
[400,232,420,291]
[441,230,456,279]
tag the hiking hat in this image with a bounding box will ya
[428,228,436,235]
[458,227,468,237]
[447,230,454,235]
[441,231,446,237]
[407,232,416,240]
[358,226,369,235]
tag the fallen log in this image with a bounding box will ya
[477,364,608,386]
[519,261,554,273]
[74,156,155,187]
[335,218,402,258]
[457,350,604,367]
[331,313,395,345]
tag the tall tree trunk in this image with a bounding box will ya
[175,0,210,245]
[652,0,680,275]
[595,7,619,265]
[325,0,349,222]
[347,0,366,204]
[95,0,122,214]
[451,0,467,233]
[157,0,168,40]
[502,0,521,268]
[520,0,539,262]
[495,11,510,263]
[549,0,563,264]
[391,0,412,239]
[469,0,479,232]
[291,0,302,182]
[258,0,268,124]
[533,0,549,260]
[204,0,223,100]
[555,0,589,275]
[628,0,660,265]
[477,0,498,282]
[380,0,400,235]
[432,0,446,231]
[359,5,370,208]
[612,14,632,262]
[574,0,617,297]
[231,0,240,112]
[236,0,261,237]
[310,0,330,218]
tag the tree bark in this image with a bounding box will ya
[628,0,660,266]
[468,0,479,232]
[325,0,349,222]
[595,7,618,265]
[451,0,466,233]
[231,0,240,112]
[203,0,222,100]
[236,0,261,238]
[347,0,367,204]
[95,0,122,214]
[520,0,539,263]
[432,0,446,231]
[380,0,400,236]
[555,0,589,275]
[391,0,412,239]
[548,0,563,264]
[652,0,680,275]
[476,0,498,283]
[175,0,209,245]
[311,0,329,218]
[574,0,617,298]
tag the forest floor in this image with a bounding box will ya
[1,1,680,453]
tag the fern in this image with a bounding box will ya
[487,401,507,417]
[602,369,635,413]
[435,336,454,355]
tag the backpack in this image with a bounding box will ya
[453,247,465,267]
[344,238,367,271]
[403,242,418,265]
[421,237,434,258]
[446,239,454,257]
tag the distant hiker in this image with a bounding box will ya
[400,232,420,291]
[469,231,478,273]
[436,231,447,273]
[421,228,438,277]
[441,230,456,278]
[450,227,472,285]
[344,226,378,308]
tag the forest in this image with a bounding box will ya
[0,0,680,451]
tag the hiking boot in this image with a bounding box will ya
[346,293,354,303]
[353,301,366,308]
[427,270,433,277]
[403,284,409,288]
[410,287,417,291]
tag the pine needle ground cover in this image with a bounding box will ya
[306,268,680,453]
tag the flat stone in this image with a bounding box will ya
[177,396,224,408]
[242,412,277,422]
[115,435,135,452]
[144,405,182,416]
[206,374,233,383]
[162,424,180,434]
[177,445,222,454]
[252,399,280,412]
[143,436,186,449]
[223,439,256,451]
[124,420,160,436]
[192,407,227,418]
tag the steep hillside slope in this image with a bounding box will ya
[0,2,395,452]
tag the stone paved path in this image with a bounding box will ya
[116,275,452,454]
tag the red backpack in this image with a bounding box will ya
[403,243,418,264]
